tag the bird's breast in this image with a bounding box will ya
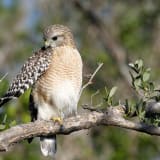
[39,46,82,94]
[33,46,82,118]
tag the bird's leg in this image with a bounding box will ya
[51,110,64,125]
[51,117,63,125]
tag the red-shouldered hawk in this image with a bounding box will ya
[0,25,83,157]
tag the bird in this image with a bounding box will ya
[0,24,83,157]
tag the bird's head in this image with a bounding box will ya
[43,24,75,48]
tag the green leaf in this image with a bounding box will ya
[143,71,150,82]
[146,68,151,72]
[104,87,109,98]
[128,63,134,68]
[109,86,117,98]
[2,114,7,124]
[129,62,139,73]
[0,124,6,130]
[135,59,143,69]
[134,78,141,88]
[9,120,17,127]
[149,82,154,91]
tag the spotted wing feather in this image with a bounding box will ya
[0,47,53,107]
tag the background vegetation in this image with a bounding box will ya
[0,0,160,160]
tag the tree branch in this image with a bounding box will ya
[1,105,160,152]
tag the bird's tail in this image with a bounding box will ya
[40,135,57,157]
[0,96,12,107]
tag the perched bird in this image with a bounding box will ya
[0,24,83,157]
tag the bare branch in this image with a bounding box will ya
[1,105,160,152]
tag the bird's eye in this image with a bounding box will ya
[52,36,58,41]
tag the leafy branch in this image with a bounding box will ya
[127,59,160,125]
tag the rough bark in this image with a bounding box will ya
[0,105,160,152]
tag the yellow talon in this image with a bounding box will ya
[51,117,63,125]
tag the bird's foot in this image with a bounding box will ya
[51,117,63,125]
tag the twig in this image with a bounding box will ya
[90,90,100,106]
[82,104,103,112]
[0,73,8,83]
[79,63,103,97]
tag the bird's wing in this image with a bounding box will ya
[0,47,53,106]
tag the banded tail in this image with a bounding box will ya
[40,135,57,157]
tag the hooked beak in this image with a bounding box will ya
[44,39,56,48]
[44,40,50,48]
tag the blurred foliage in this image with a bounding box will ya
[0,0,160,160]
[104,86,118,106]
